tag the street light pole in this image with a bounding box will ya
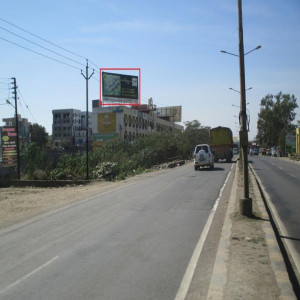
[238,0,252,216]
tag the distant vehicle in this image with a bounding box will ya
[233,147,238,155]
[260,148,266,155]
[253,148,259,155]
[209,126,233,162]
[193,144,214,170]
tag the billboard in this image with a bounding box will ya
[286,134,296,153]
[102,72,138,104]
[156,106,182,122]
[1,127,17,167]
[97,113,116,133]
[100,68,141,106]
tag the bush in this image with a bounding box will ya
[49,169,68,180]
[32,169,48,180]
[92,162,120,180]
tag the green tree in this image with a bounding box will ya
[30,123,49,148]
[23,142,48,178]
[183,120,210,156]
[256,92,298,150]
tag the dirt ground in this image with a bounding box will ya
[0,169,170,229]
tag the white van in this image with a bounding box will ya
[193,144,214,170]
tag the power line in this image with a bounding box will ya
[17,87,37,123]
[0,36,82,70]
[0,26,86,68]
[0,17,87,61]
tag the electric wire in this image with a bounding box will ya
[0,17,87,61]
[0,26,86,68]
[17,88,37,123]
[0,36,82,70]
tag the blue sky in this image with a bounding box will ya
[1,0,300,140]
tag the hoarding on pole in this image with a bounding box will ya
[100,68,141,106]
[1,127,17,167]
[102,72,138,103]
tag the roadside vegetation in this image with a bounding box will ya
[256,92,298,153]
[21,120,210,181]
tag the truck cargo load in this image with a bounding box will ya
[209,126,233,162]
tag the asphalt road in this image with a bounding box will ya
[250,156,300,263]
[0,162,232,300]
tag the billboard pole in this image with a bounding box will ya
[81,60,94,180]
[12,77,20,180]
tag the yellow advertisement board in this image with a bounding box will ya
[98,113,116,133]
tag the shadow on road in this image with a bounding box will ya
[281,236,300,242]
[197,167,225,172]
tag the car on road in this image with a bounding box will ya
[253,148,259,155]
[193,144,214,170]
[233,147,238,155]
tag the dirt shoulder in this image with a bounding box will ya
[0,167,171,229]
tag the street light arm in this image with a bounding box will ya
[244,45,261,56]
[220,50,239,57]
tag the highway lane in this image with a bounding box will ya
[0,162,232,300]
[250,156,300,262]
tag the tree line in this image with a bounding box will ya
[22,120,210,180]
[256,92,298,152]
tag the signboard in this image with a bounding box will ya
[93,133,119,141]
[1,127,17,167]
[97,113,116,133]
[156,106,182,122]
[286,134,296,153]
[102,72,139,104]
[93,133,119,150]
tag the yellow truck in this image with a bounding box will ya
[209,126,233,163]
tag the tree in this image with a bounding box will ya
[29,123,48,148]
[256,92,298,150]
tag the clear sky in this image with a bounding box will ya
[1,0,299,140]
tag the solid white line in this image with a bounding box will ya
[174,164,233,300]
[289,173,296,178]
[0,256,59,295]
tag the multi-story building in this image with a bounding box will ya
[92,100,183,148]
[2,114,31,151]
[52,109,92,148]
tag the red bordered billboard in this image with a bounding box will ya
[100,68,141,106]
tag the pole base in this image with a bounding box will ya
[239,198,252,217]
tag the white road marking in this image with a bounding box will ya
[289,173,296,178]
[174,164,233,300]
[279,167,283,170]
[0,256,59,295]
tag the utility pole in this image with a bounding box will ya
[11,77,20,179]
[238,0,252,216]
[81,60,94,180]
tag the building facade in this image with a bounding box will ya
[92,100,183,147]
[52,109,92,148]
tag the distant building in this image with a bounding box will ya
[52,109,92,148]
[2,114,31,151]
[92,100,183,148]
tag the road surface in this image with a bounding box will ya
[250,155,300,271]
[0,162,232,300]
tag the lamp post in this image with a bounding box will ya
[221,0,261,216]
[229,87,252,93]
